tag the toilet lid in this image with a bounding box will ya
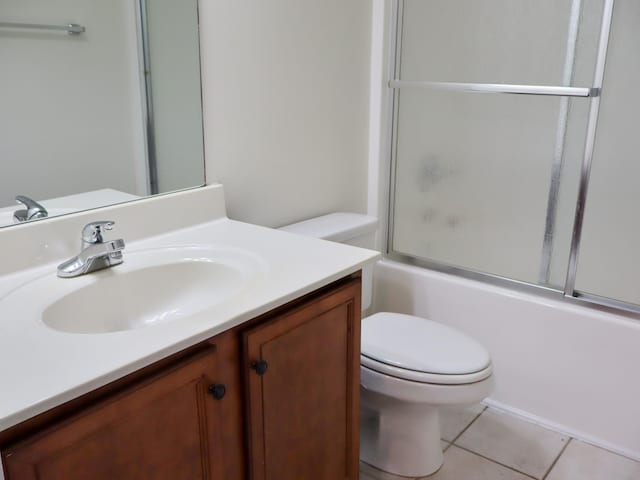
[361,312,491,376]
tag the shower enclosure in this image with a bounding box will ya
[388,0,640,311]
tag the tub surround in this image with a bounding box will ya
[0,184,380,432]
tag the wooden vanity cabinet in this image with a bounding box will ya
[2,346,229,480]
[0,275,361,480]
[244,278,361,480]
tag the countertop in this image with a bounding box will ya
[0,215,379,432]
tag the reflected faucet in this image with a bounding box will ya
[13,195,48,222]
[57,221,125,278]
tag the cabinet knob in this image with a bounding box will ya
[251,360,269,376]
[208,384,226,400]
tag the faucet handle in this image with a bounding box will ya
[14,195,48,222]
[82,221,115,246]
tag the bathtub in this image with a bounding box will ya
[372,259,640,460]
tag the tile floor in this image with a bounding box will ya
[360,405,640,480]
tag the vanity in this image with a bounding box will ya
[0,185,380,479]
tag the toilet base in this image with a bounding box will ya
[360,391,444,477]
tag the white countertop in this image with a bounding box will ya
[0,191,379,432]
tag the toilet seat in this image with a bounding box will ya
[361,312,492,385]
[361,355,492,385]
[361,362,494,405]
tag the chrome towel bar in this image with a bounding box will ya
[0,22,85,35]
[389,80,596,97]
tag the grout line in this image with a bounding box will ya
[542,437,572,480]
[453,445,539,480]
[451,405,572,480]
[447,405,487,446]
[366,406,581,480]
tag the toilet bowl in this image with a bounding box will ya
[279,213,494,477]
[359,312,493,477]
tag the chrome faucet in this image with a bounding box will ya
[57,221,125,278]
[13,195,48,222]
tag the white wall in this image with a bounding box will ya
[199,1,372,228]
[1,0,147,208]
[373,260,640,460]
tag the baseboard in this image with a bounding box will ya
[482,398,640,463]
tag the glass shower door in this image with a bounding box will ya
[571,0,640,307]
[389,0,605,288]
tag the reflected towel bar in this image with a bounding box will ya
[0,22,85,35]
[389,80,596,97]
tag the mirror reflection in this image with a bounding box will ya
[1,0,205,228]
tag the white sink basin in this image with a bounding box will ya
[0,246,266,334]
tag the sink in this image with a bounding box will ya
[0,246,266,334]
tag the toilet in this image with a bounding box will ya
[280,213,493,478]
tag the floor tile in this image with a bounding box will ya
[360,470,381,480]
[439,403,485,442]
[422,446,531,480]
[546,440,640,480]
[455,409,568,479]
[360,461,415,480]
[360,471,377,480]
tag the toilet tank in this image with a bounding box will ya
[279,213,378,311]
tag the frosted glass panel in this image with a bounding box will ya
[545,101,592,287]
[391,89,590,284]
[400,0,603,86]
[574,0,640,304]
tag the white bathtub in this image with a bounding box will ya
[372,259,640,461]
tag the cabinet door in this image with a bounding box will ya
[244,279,361,480]
[3,346,226,480]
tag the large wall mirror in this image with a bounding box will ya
[1,0,205,228]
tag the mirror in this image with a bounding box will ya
[0,0,206,228]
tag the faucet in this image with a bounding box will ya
[13,195,48,222]
[57,221,125,278]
